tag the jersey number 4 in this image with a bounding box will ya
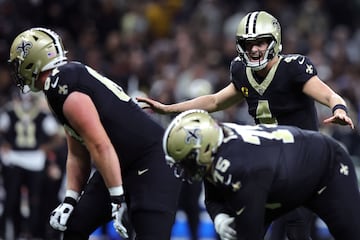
[256,100,278,124]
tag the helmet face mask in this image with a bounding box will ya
[163,109,224,182]
[8,27,68,92]
[167,149,207,183]
[8,59,27,92]
[236,11,282,71]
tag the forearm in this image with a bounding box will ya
[91,144,123,189]
[65,155,91,193]
[204,182,230,220]
[303,76,348,111]
[165,95,220,113]
[328,94,347,110]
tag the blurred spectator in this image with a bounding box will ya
[0,93,63,239]
[0,65,17,110]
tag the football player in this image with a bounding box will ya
[163,109,360,240]
[8,27,181,240]
[137,11,354,240]
[0,93,63,239]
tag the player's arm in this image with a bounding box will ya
[230,169,272,239]
[49,132,92,232]
[136,83,244,114]
[204,180,238,240]
[63,91,123,191]
[204,180,231,219]
[303,76,354,129]
[65,132,92,194]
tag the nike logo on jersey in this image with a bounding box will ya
[297,56,305,64]
[51,77,59,88]
[317,186,327,195]
[236,207,245,216]
[137,168,149,175]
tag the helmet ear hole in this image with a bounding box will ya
[198,143,212,165]
[205,144,210,153]
[25,63,33,70]
[203,144,211,158]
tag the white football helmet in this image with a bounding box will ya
[8,27,68,92]
[163,109,223,182]
[236,11,282,71]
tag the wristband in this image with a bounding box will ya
[64,196,78,206]
[108,186,124,197]
[332,104,348,114]
[111,195,126,204]
[65,189,80,201]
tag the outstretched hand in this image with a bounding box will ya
[136,97,168,114]
[323,112,354,129]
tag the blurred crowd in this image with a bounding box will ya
[1,0,360,127]
[0,0,360,239]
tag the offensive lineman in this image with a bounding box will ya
[8,27,181,240]
[163,109,360,240]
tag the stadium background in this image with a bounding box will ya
[0,0,360,240]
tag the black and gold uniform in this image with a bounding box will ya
[230,54,319,239]
[205,124,360,240]
[44,62,181,239]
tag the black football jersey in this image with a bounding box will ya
[230,54,319,130]
[44,62,165,169]
[0,107,54,150]
[204,123,338,238]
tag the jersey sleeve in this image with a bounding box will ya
[282,54,318,86]
[44,62,89,125]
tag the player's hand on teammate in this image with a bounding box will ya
[136,97,168,114]
[49,196,77,231]
[214,213,237,240]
